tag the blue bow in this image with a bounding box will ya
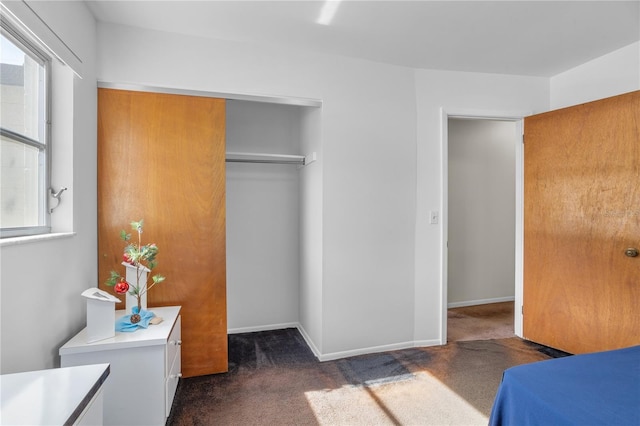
[115,306,156,332]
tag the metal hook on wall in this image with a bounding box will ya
[49,187,68,213]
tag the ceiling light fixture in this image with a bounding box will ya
[317,0,342,26]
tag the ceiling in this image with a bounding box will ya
[85,1,640,77]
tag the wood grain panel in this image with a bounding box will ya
[523,91,640,354]
[98,88,227,376]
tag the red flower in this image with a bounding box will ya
[114,279,129,294]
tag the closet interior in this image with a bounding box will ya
[225,100,320,336]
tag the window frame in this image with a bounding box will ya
[0,17,52,238]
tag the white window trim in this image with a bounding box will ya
[0,231,75,247]
[1,15,52,238]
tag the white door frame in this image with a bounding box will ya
[440,108,529,343]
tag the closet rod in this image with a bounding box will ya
[226,158,304,165]
[225,151,307,166]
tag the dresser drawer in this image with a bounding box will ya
[165,347,182,418]
[166,315,182,376]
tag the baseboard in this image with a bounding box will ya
[448,296,515,309]
[296,323,322,359]
[413,339,443,348]
[229,324,444,362]
[228,322,299,334]
[309,336,442,362]
[316,341,415,362]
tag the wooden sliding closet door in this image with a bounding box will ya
[98,88,227,376]
[523,91,640,354]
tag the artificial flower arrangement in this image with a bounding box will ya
[105,220,166,324]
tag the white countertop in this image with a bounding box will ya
[0,363,110,425]
[59,306,181,355]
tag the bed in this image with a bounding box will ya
[489,345,640,425]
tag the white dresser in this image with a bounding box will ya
[60,306,182,426]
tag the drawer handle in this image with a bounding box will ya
[171,373,183,379]
[170,340,182,346]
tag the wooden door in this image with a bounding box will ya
[523,91,640,354]
[98,88,227,376]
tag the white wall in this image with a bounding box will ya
[0,1,97,374]
[96,22,417,358]
[299,106,323,354]
[413,70,549,344]
[447,119,517,306]
[225,101,302,331]
[320,61,417,357]
[551,41,640,110]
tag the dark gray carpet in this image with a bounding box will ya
[167,328,566,425]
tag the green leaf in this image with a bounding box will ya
[105,270,121,286]
[120,230,131,241]
[152,274,166,284]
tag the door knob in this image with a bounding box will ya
[624,248,639,257]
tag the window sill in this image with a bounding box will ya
[0,232,76,247]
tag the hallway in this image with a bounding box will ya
[447,302,515,342]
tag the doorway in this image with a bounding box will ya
[441,111,525,343]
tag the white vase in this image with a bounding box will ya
[123,262,150,313]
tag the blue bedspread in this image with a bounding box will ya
[489,345,640,426]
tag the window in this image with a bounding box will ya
[0,19,51,238]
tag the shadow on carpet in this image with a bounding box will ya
[167,329,559,426]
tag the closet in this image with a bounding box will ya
[99,89,322,377]
[225,100,310,332]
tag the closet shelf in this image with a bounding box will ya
[225,151,316,166]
